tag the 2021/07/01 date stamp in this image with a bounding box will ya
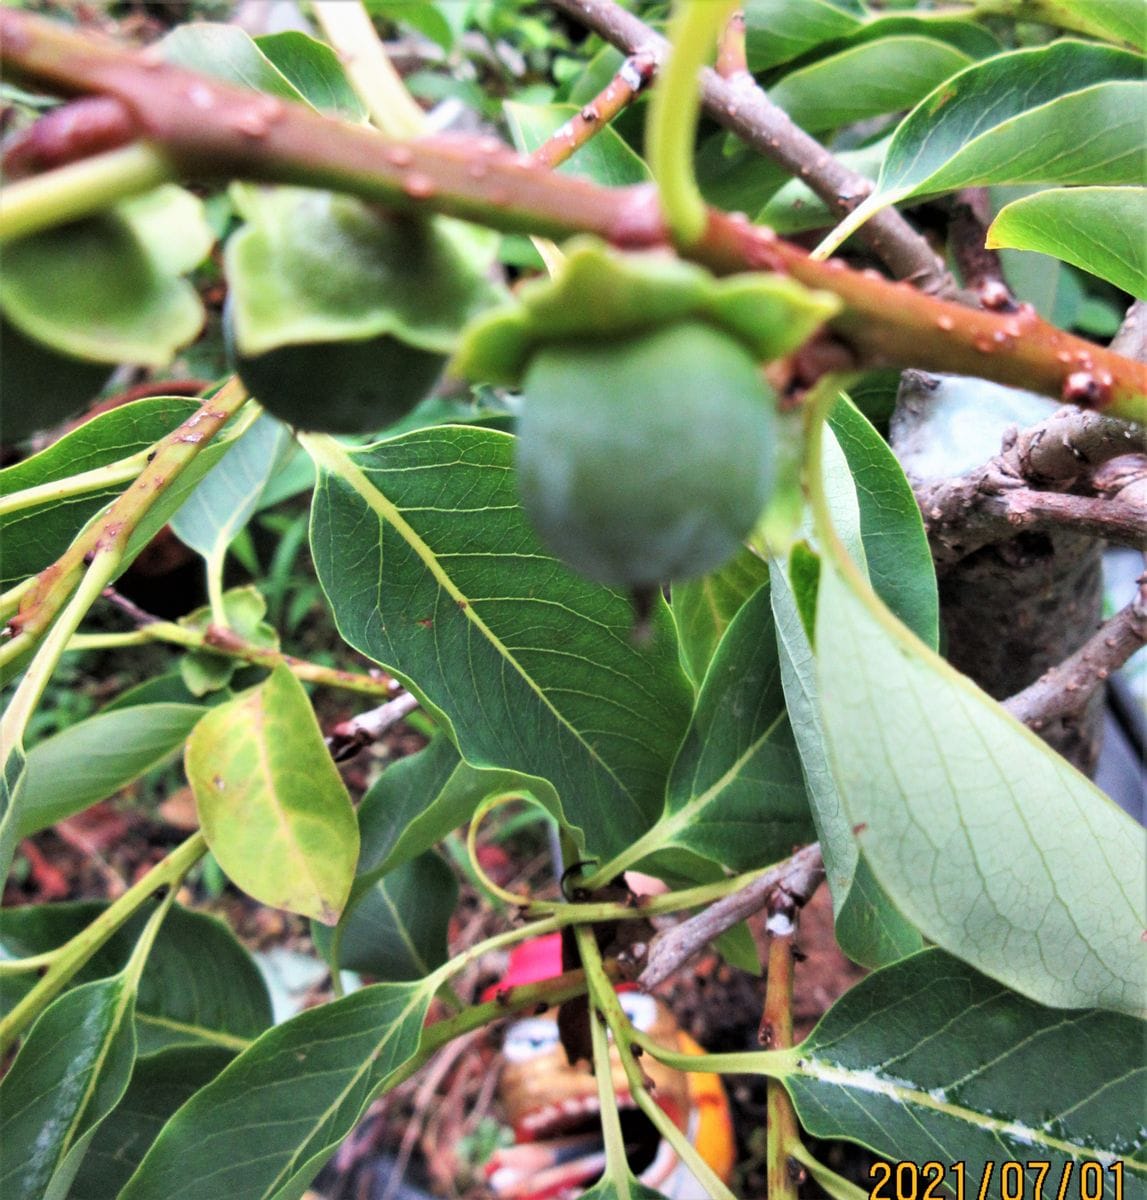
[868,1161,1129,1199]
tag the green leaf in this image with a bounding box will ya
[159,23,307,102]
[366,0,460,52]
[578,1177,671,1200]
[766,398,934,968]
[117,186,215,278]
[0,975,138,1200]
[782,948,1147,1189]
[745,0,867,72]
[503,101,651,186]
[843,14,1002,60]
[120,981,433,1200]
[15,703,204,837]
[307,427,693,861]
[769,36,973,133]
[254,31,368,120]
[0,902,273,1052]
[815,543,1146,1014]
[69,1045,236,1200]
[0,396,198,588]
[671,546,770,686]
[0,903,169,1200]
[987,186,1147,299]
[318,850,458,979]
[977,0,1146,51]
[101,671,211,711]
[185,664,359,924]
[356,733,528,880]
[0,745,27,908]
[830,41,1146,244]
[826,396,938,649]
[770,564,922,970]
[0,196,208,366]
[171,413,294,563]
[639,581,812,874]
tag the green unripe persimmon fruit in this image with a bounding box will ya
[224,300,445,435]
[517,320,776,587]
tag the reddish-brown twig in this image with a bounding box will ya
[529,52,655,170]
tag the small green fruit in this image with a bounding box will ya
[517,320,775,587]
[225,301,445,434]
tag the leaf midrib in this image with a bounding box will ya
[312,439,638,814]
[241,689,330,908]
[794,1056,1144,1166]
[135,1012,252,1053]
[266,987,428,1196]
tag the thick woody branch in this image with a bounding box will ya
[638,844,823,991]
[916,403,1147,567]
[550,0,949,292]
[961,490,1144,553]
[1004,576,1147,730]
[0,10,1145,419]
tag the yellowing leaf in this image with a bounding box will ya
[185,664,358,924]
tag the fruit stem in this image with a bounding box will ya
[648,0,738,247]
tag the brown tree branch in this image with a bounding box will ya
[529,51,655,170]
[965,489,1145,552]
[948,187,1015,311]
[1,10,1145,418]
[912,300,1147,568]
[637,844,824,991]
[915,402,1147,567]
[1004,575,1147,730]
[326,691,420,762]
[549,0,950,293]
